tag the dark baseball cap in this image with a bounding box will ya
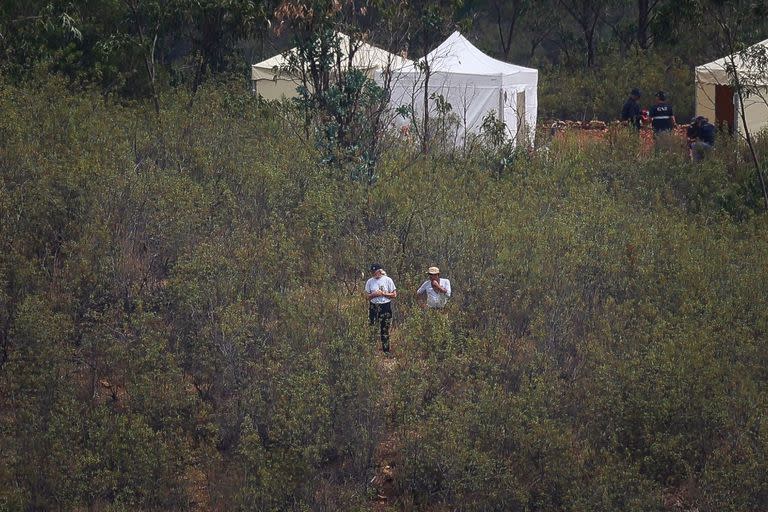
[370,263,383,272]
[630,88,642,97]
[655,91,666,100]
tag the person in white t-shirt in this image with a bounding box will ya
[364,263,397,353]
[416,266,451,309]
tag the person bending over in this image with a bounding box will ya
[687,116,716,161]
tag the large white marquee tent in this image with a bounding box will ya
[695,38,768,136]
[381,32,538,144]
[251,32,412,101]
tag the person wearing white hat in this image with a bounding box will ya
[365,263,397,353]
[416,266,451,309]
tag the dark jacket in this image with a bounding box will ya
[621,97,642,129]
[689,122,716,146]
[650,102,675,132]
[699,122,716,145]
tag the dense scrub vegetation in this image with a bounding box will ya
[1,77,768,511]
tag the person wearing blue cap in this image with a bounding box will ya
[365,263,397,353]
[621,88,643,130]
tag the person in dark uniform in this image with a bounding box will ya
[621,88,643,129]
[687,116,716,161]
[649,91,676,134]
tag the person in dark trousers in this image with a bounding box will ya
[649,91,676,134]
[687,116,716,161]
[621,88,643,130]
[365,263,397,353]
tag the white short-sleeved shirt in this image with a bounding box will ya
[417,278,451,308]
[365,276,396,304]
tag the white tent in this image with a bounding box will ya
[380,32,538,145]
[251,32,412,101]
[695,38,768,136]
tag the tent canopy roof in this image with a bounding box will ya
[252,32,412,80]
[395,31,537,82]
[695,37,768,85]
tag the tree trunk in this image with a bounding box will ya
[585,25,596,67]
[637,0,650,49]
[494,1,519,60]
[558,0,601,67]
[124,1,161,116]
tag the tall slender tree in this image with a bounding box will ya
[557,0,611,66]
[484,0,533,60]
[636,0,666,49]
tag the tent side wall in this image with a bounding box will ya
[251,63,302,100]
[502,72,537,143]
[252,65,382,101]
[384,70,507,145]
[253,77,303,100]
[251,31,412,102]
[696,76,768,136]
[695,44,768,136]
[695,80,717,128]
[383,69,538,146]
[742,87,768,136]
[526,83,537,141]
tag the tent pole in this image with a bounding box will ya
[694,77,698,118]
[499,86,505,137]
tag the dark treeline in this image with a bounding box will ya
[1,0,766,119]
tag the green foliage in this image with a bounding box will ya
[475,110,526,177]
[0,0,270,99]
[539,50,694,121]
[300,66,388,183]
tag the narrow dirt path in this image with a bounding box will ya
[370,329,402,511]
